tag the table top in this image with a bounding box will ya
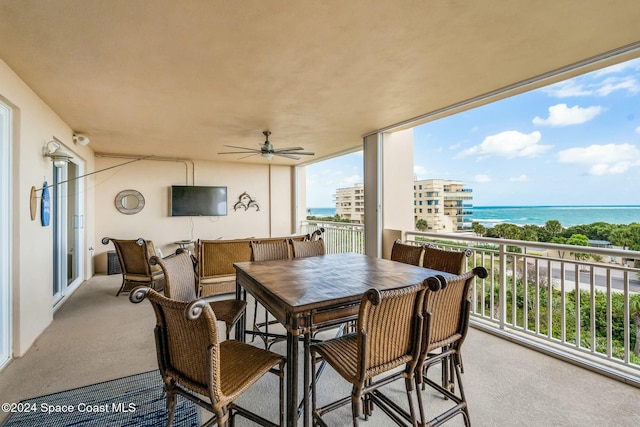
[234,252,449,316]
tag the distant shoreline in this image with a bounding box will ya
[474,205,640,209]
[307,205,640,227]
[309,205,640,209]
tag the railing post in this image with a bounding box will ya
[499,241,507,330]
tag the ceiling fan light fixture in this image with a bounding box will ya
[261,152,274,160]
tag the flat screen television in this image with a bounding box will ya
[170,185,227,216]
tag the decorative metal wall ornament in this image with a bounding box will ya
[233,191,260,212]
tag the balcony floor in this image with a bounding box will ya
[1,274,640,426]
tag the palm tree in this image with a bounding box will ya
[545,220,563,238]
[416,218,428,231]
[472,221,486,237]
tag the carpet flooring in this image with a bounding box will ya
[0,370,198,427]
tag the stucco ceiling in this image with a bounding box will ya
[1,1,640,165]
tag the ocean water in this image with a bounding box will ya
[307,207,337,217]
[472,206,640,227]
[308,206,640,227]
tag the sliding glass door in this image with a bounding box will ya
[0,102,11,367]
[52,158,84,305]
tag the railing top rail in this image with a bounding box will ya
[301,220,364,229]
[406,230,640,259]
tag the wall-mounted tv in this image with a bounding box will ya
[170,185,227,217]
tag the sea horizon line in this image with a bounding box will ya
[309,204,640,209]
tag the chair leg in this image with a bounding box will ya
[351,386,362,427]
[165,388,177,427]
[414,376,426,427]
[115,278,125,296]
[251,301,258,343]
[279,360,286,427]
[311,349,318,425]
[404,375,418,427]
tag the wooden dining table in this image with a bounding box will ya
[234,252,451,427]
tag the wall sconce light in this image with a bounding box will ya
[42,140,73,168]
[73,133,90,146]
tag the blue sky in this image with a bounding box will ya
[306,57,640,208]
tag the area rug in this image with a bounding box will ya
[1,370,199,427]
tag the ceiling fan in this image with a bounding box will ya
[218,131,315,160]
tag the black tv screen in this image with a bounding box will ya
[170,186,227,216]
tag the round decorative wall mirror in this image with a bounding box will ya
[114,189,145,215]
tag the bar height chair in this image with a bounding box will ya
[129,287,285,427]
[102,237,165,296]
[310,283,427,426]
[415,267,488,427]
[149,249,247,340]
[250,240,291,348]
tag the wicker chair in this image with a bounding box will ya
[149,249,247,340]
[250,240,291,348]
[390,239,424,266]
[310,283,426,426]
[102,237,165,296]
[129,287,285,427]
[196,239,254,297]
[290,239,325,258]
[415,267,488,427]
[421,245,469,275]
[421,244,472,385]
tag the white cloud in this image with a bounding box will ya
[509,175,528,182]
[533,104,602,126]
[474,174,491,183]
[413,165,428,180]
[592,58,640,77]
[542,74,640,98]
[458,130,551,159]
[636,126,640,134]
[595,76,640,96]
[557,143,640,175]
[340,174,362,186]
[543,80,592,97]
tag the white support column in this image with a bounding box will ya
[363,133,382,257]
[363,129,415,258]
[381,129,415,258]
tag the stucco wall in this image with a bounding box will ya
[1,58,96,356]
[93,157,298,271]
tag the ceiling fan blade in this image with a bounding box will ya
[237,153,259,160]
[223,145,262,151]
[276,151,315,156]
[218,150,260,154]
[272,146,305,151]
[274,153,301,160]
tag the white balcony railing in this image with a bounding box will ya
[300,221,640,387]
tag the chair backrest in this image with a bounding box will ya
[250,240,290,262]
[420,267,488,357]
[422,245,468,275]
[290,239,325,258]
[103,237,161,277]
[150,250,197,301]
[129,287,223,402]
[356,284,426,379]
[390,239,424,266]
[197,239,254,277]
